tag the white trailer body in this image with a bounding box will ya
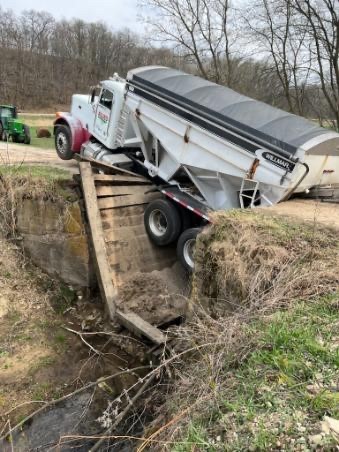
[121,67,339,209]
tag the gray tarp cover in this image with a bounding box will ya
[128,67,330,156]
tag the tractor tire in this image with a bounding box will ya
[0,122,3,141]
[24,125,31,145]
[2,130,8,142]
[177,227,201,273]
[55,125,73,160]
[12,134,19,143]
[144,198,182,246]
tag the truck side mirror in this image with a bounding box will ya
[90,88,96,104]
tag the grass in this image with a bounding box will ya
[0,164,70,181]
[18,114,55,150]
[169,295,339,451]
[154,211,339,451]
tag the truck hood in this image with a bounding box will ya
[70,94,96,133]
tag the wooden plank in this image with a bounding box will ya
[94,174,151,184]
[98,192,160,210]
[76,154,142,177]
[104,225,147,243]
[79,162,117,319]
[95,185,136,197]
[101,205,146,220]
[101,213,144,230]
[116,310,166,345]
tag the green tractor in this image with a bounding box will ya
[0,105,31,144]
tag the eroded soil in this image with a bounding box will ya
[0,237,142,442]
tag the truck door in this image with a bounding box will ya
[94,88,114,142]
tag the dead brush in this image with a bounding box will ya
[0,165,72,238]
[142,209,339,450]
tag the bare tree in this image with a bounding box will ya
[291,0,339,129]
[244,0,311,114]
[141,0,240,86]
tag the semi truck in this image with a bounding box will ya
[54,66,339,271]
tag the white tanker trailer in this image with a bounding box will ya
[54,66,339,270]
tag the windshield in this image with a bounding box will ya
[1,107,14,118]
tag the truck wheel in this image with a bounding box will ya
[55,125,73,160]
[177,228,201,272]
[24,125,31,145]
[144,199,182,246]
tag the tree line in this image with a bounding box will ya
[0,8,180,110]
[142,0,338,129]
[0,1,338,130]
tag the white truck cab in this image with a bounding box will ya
[91,77,127,149]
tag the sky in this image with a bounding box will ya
[0,0,143,31]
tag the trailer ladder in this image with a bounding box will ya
[79,160,174,345]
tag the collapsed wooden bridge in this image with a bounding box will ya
[78,158,178,346]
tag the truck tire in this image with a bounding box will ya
[144,199,182,246]
[55,125,73,160]
[177,227,201,272]
[24,125,31,145]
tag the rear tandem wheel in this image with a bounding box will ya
[176,227,201,273]
[144,198,182,246]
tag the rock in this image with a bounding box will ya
[308,434,323,447]
[36,128,51,138]
[321,416,339,437]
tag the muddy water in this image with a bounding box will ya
[1,370,146,452]
[1,392,143,451]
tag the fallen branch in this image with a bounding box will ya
[89,373,156,452]
[63,326,102,355]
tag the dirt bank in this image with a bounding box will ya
[151,208,339,451]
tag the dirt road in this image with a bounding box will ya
[0,142,78,173]
[261,198,339,229]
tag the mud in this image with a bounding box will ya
[117,262,189,325]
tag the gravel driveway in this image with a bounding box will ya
[0,142,78,173]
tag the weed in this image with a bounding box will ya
[29,355,56,375]
[54,331,66,344]
[32,382,53,401]
[165,294,339,450]
[51,284,77,314]
[2,271,12,278]
[6,309,21,324]
[0,165,69,181]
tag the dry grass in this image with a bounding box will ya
[0,165,74,237]
[194,210,339,315]
[146,209,339,451]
